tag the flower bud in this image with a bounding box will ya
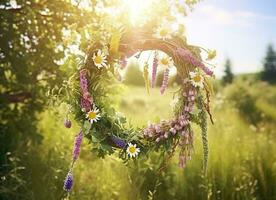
[64,119,72,128]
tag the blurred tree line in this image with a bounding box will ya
[221,43,276,86]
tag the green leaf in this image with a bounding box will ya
[83,121,92,135]
[100,144,113,153]
[91,135,100,143]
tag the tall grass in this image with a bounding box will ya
[15,83,276,200]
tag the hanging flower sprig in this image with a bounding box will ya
[143,62,150,95]
[63,131,84,192]
[158,55,173,94]
[72,131,83,162]
[80,69,92,112]
[151,51,158,88]
[63,70,90,193]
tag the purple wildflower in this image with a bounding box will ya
[170,127,177,135]
[202,66,213,76]
[160,68,170,94]
[80,97,91,112]
[111,135,126,148]
[175,47,213,76]
[184,106,190,112]
[63,171,73,192]
[188,96,195,101]
[79,69,93,111]
[64,119,72,128]
[80,70,88,94]
[72,131,83,162]
[151,54,158,88]
[155,124,162,133]
[83,92,93,104]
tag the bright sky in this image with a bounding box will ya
[183,0,276,76]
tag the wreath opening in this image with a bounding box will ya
[61,29,215,192]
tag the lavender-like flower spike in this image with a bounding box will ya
[175,47,213,76]
[73,131,83,162]
[80,97,92,112]
[63,171,73,192]
[111,135,126,148]
[160,68,170,94]
[80,70,88,94]
[151,53,158,88]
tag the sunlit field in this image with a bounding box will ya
[31,82,276,200]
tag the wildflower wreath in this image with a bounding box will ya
[61,27,215,192]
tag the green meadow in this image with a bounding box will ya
[9,78,275,200]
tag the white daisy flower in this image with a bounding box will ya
[158,55,173,69]
[86,106,101,124]
[154,25,172,40]
[126,143,140,158]
[92,50,108,69]
[190,71,204,88]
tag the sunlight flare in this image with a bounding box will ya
[121,0,154,25]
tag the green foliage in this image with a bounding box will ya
[226,82,262,125]
[222,58,234,85]
[197,93,208,173]
[262,44,276,83]
[0,0,90,198]
[124,61,144,86]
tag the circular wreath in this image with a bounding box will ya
[61,28,215,192]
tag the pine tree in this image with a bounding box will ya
[222,59,234,85]
[262,44,276,83]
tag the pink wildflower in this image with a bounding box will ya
[175,47,213,76]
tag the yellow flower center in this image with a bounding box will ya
[160,28,168,37]
[94,55,103,64]
[161,58,169,65]
[88,111,97,119]
[129,146,136,154]
[193,75,202,82]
